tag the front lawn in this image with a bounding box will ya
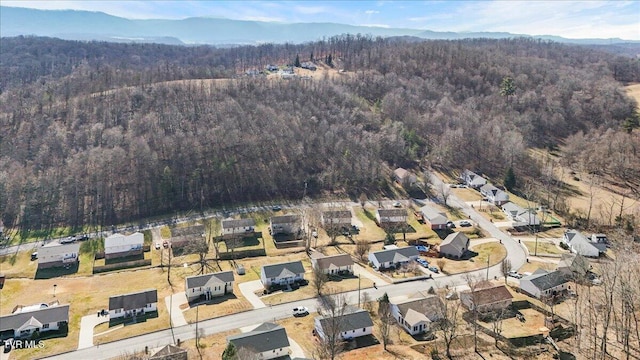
[522,240,564,255]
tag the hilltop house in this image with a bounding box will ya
[185,271,234,302]
[420,205,449,230]
[270,214,302,236]
[226,323,290,360]
[519,269,569,299]
[0,303,69,339]
[37,242,80,269]
[260,261,306,288]
[389,292,444,335]
[376,208,407,229]
[368,246,419,270]
[104,232,144,260]
[108,289,158,320]
[221,218,256,238]
[480,184,509,205]
[460,170,487,189]
[393,168,417,187]
[460,282,513,313]
[311,253,354,275]
[439,232,470,259]
[501,202,540,227]
[314,308,373,341]
[563,229,606,258]
[321,210,352,232]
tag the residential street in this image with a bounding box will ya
[42,171,527,360]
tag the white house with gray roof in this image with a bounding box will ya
[420,205,449,230]
[0,303,69,339]
[562,229,605,258]
[108,289,157,319]
[311,253,354,275]
[480,184,510,205]
[226,322,290,360]
[501,202,540,227]
[460,169,487,189]
[368,246,419,270]
[439,232,470,259]
[321,210,352,230]
[389,292,444,335]
[270,214,302,236]
[185,271,234,302]
[314,307,374,341]
[104,232,144,260]
[37,241,80,269]
[260,260,306,288]
[519,269,570,299]
[221,218,255,237]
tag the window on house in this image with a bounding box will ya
[363,328,366,332]
[43,324,49,329]
[115,309,121,313]
[353,330,355,333]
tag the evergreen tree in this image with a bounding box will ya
[222,342,238,360]
[327,53,333,67]
[500,76,516,103]
[294,54,301,67]
[504,166,516,191]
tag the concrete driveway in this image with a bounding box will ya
[78,313,109,349]
[238,280,267,309]
[165,293,188,327]
[353,263,389,286]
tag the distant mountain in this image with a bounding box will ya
[2,6,638,46]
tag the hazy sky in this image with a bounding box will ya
[2,0,639,40]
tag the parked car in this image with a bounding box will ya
[507,271,523,279]
[30,252,38,260]
[293,306,309,316]
[154,242,161,250]
[392,201,402,208]
[415,258,429,268]
[445,291,458,300]
[162,240,170,249]
[428,266,439,273]
[459,220,472,227]
[272,205,282,211]
[446,221,456,228]
[60,236,76,244]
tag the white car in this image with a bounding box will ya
[155,242,161,250]
[392,201,402,208]
[293,306,309,316]
[507,271,523,279]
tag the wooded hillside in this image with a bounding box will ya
[0,36,638,232]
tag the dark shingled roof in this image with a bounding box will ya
[171,224,205,237]
[524,270,569,291]
[227,322,290,353]
[317,308,374,334]
[0,304,70,332]
[270,214,301,224]
[221,218,255,229]
[262,261,305,279]
[322,210,352,220]
[377,208,408,218]
[186,271,234,289]
[314,254,354,270]
[109,289,157,311]
[370,246,419,264]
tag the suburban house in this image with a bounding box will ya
[108,289,158,319]
[376,208,408,228]
[266,64,279,72]
[460,282,513,313]
[590,233,609,247]
[460,170,487,189]
[221,218,256,238]
[226,322,290,360]
[439,232,470,259]
[393,167,417,187]
[562,229,606,258]
[389,291,444,335]
[311,253,354,275]
[149,344,188,360]
[260,260,306,288]
[480,184,510,205]
[501,202,541,227]
[557,253,590,279]
[0,303,69,339]
[170,224,206,249]
[104,232,144,260]
[519,269,570,299]
[368,246,419,270]
[419,205,449,230]
[270,214,302,236]
[321,210,352,231]
[314,308,374,341]
[185,271,234,302]
[37,241,80,269]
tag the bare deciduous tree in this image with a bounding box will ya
[316,292,348,360]
[378,292,393,351]
[500,258,512,284]
[312,265,329,296]
[355,239,370,262]
[437,286,463,359]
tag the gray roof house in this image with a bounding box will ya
[221,218,256,237]
[519,269,570,299]
[368,246,419,270]
[227,322,290,360]
[315,308,374,341]
[439,232,470,259]
[420,205,449,230]
[108,289,158,319]
[376,208,408,228]
[389,292,444,335]
[480,184,510,205]
[270,214,302,236]
[185,271,234,301]
[260,260,306,288]
[460,170,487,189]
[501,202,540,227]
[0,304,70,339]
[393,167,417,187]
[563,229,605,258]
[557,253,591,279]
[311,253,354,275]
[321,210,352,229]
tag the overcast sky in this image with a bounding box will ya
[2,0,639,40]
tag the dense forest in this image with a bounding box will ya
[0,35,638,232]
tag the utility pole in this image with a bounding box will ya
[486,255,490,281]
[357,275,361,307]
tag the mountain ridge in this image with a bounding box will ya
[2,6,637,46]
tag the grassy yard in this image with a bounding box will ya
[182,282,253,323]
[516,260,558,274]
[0,248,39,278]
[478,307,547,338]
[522,240,564,255]
[353,207,387,241]
[430,242,507,275]
[452,188,482,202]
